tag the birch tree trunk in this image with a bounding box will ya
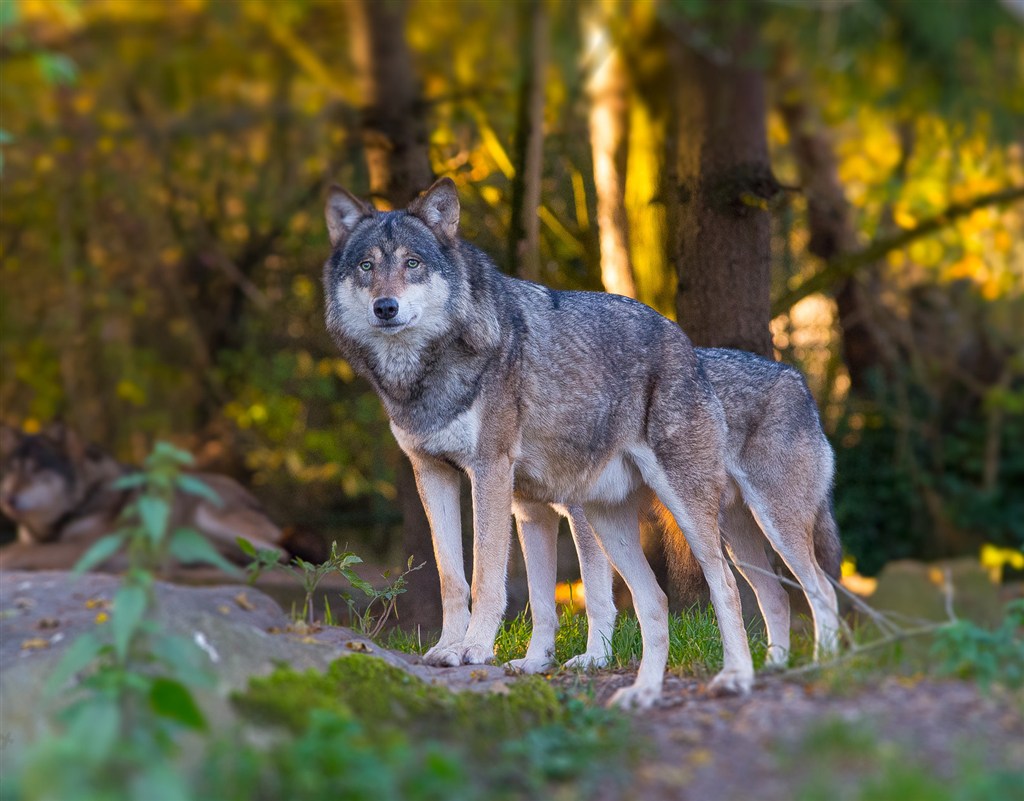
[585,11,637,298]
[508,0,548,281]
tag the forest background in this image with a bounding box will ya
[1,0,1021,622]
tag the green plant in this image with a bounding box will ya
[15,442,233,801]
[341,555,426,639]
[932,599,1024,689]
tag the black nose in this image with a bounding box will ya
[373,297,400,321]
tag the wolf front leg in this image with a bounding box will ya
[409,454,471,667]
[458,454,515,665]
[561,505,617,670]
[507,501,560,673]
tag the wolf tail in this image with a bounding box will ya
[653,495,711,606]
[812,493,843,580]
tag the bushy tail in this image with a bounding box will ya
[812,493,843,580]
[651,495,711,607]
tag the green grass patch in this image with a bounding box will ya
[217,654,634,801]
[484,605,775,675]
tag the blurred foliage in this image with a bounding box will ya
[0,0,1021,563]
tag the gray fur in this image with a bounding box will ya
[323,178,753,708]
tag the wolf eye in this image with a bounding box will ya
[359,260,373,271]
[406,258,420,269]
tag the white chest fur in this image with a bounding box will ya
[391,404,482,461]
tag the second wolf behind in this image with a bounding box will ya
[509,348,843,675]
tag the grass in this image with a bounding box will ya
[384,604,806,675]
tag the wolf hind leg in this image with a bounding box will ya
[583,494,668,709]
[738,477,840,659]
[507,501,560,674]
[561,505,617,670]
[720,499,791,668]
[633,446,754,696]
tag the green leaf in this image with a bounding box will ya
[111,472,147,490]
[64,697,120,760]
[150,634,216,688]
[112,583,148,660]
[73,533,124,574]
[0,1,20,30]
[35,53,77,86]
[150,440,195,466]
[236,536,258,557]
[149,677,207,730]
[168,527,241,575]
[44,632,104,697]
[176,474,222,506]
[138,495,170,542]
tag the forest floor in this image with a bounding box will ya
[568,671,1023,801]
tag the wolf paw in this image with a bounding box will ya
[607,683,660,710]
[460,642,496,665]
[707,668,754,696]
[563,651,611,670]
[762,646,790,671]
[507,655,555,674]
[423,644,465,667]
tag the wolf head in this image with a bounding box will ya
[0,423,119,543]
[322,178,464,348]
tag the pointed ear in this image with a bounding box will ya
[0,424,21,460]
[325,186,374,249]
[408,177,460,242]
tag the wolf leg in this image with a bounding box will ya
[458,455,515,664]
[507,501,560,674]
[738,477,840,659]
[561,504,617,670]
[632,446,754,696]
[410,455,472,667]
[720,500,791,668]
[584,495,668,709]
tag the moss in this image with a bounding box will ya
[233,654,563,744]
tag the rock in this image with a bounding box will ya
[0,570,513,771]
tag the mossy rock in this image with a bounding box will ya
[233,655,564,745]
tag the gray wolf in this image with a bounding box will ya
[323,178,753,708]
[508,348,843,676]
[0,423,284,570]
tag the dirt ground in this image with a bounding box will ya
[562,671,1024,801]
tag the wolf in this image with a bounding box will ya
[508,348,843,676]
[323,178,753,708]
[0,423,284,570]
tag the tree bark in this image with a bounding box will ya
[346,0,432,207]
[508,0,548,282]
[669,31,777,357]
[585,10,637,298]
[345,0,439,626]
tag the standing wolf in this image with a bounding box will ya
[323,178,752,707]
[509,349,843,675]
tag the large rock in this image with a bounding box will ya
[0,570,509,771]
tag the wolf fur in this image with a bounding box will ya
[0,423,284,570]
[323,178,754,708]
[510,348,843,675]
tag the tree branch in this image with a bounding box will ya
[772,185,1024,315]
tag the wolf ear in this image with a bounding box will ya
[43,421,87,466]
[0,424,21,460]
[408,177,460,242]
[325,186,374,249]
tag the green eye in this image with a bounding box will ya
[406,258,420,269]
[359,261,373,271]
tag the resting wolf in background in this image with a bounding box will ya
[0,423,284,569]
[323,177,752,708]
[509,349,843,675]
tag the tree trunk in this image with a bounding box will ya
[508,0,548,282]
[585,10,637,298]
[345,0,440,626]
[346,0,432,207]
[669,31,777,357]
